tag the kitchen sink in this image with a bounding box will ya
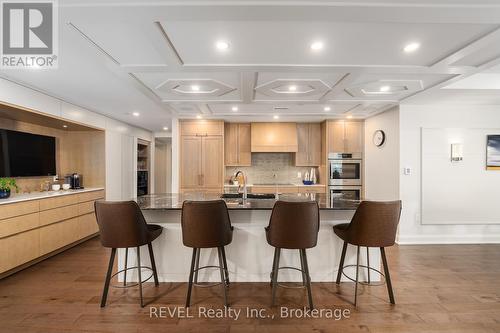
[220,193,276,199]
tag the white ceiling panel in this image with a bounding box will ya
[133,72,241,101]
[160,21,494,66]
[69,21,171,66]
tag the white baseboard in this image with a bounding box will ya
[397,234,500,245]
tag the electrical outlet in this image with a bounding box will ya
[297,172,302,179]
[403,167,412,175]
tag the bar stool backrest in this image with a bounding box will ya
[181,200,233,248]
[94,200,150,248]
[267,201,320,249]
[345,200,402,247]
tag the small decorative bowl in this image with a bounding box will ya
[62,184,71,190]
[51,184,61,191]
[302,180,314,185]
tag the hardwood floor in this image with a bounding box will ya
[1,238,500,333]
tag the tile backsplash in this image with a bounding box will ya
[225,153,319,184]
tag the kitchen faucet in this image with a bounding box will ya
[234,170,248,200]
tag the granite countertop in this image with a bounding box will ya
[136,193,359,211]
[0,187,105,205]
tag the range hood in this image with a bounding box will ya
[251,122,298,152]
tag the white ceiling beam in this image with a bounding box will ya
[240,72,257,104]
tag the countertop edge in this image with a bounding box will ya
[0,187,105,205]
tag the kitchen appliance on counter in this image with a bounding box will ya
[65,173,83,189]
[328,152,362,186]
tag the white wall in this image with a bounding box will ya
[399,104,500,244]
[364,107,400,201]
[0,77,153,201]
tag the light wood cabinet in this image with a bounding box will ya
[327,121,364,153]
[0,189,104,276]
[297,185,326,194]
[251,186,298,194]
[296,123,321,166]
[180,120,223,136]
[180,136,202,189]
[225,123,251,166]
[202,136,224,189]
[180,121,224,192]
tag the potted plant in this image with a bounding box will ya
[0,178,19,199]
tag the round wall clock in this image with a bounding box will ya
[373,130,386,147]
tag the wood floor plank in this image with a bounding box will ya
[0,237,499,332]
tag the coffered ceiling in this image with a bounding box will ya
[2,0,500,131]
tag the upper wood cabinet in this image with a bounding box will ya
[224,123,251,166]
[180,120,223,136]
[327,121,364,153]
[295,123,321,166]
[179,120,224,192]
[251,123,298,152]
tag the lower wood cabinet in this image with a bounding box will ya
[0,189,104,276]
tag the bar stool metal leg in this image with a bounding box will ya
[300,249,314,309]
[270,248,278,286]
[380,247,395,304]
[137,246,144,307]
[123,248,128,286]
[186,248,197,307]
[354,246,360,307]
[366,247,371,284]
[217,247,229,307]
[220,247,230,286]
[193,248,200,284]
[101,248,116,307]
[148,243,159,286]
[336,241,348,284]
[299,250,307,286]
[271,247,281,307]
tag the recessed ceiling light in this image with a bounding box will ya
[191,85,200,91]
[132,112,140,117]
[163,126,169,131]
[273,115,279,119]
[196,115,202,119]
[379,85,391,92]
[62,125,68,128]
[346,115,353,119]
[216,41,229,50]
[288,85,297,91]
[310,41,324,51]
[231,106,238,112]
[324,106,331,112]
[403,42,420,53]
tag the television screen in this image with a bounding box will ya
[0,129,56,177]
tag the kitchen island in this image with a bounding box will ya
[122,193,379,283]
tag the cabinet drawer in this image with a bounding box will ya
[39,218,80,256]
[0,229,39,273]
[298,186,326,194]
[39,204,79,227]
[0,200,39,220]
[39,195,79,211]
[78,201,95,215]
[78,213,99,238]
[0,213,39,238]
[180,120,223,136]
[78,190,105,203]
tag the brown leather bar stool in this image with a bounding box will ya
[181,200,233,307]
[94,201,162,308]
[266,201,319,309]
[333,200,401,306]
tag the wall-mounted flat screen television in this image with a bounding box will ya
[0,129,56,177]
